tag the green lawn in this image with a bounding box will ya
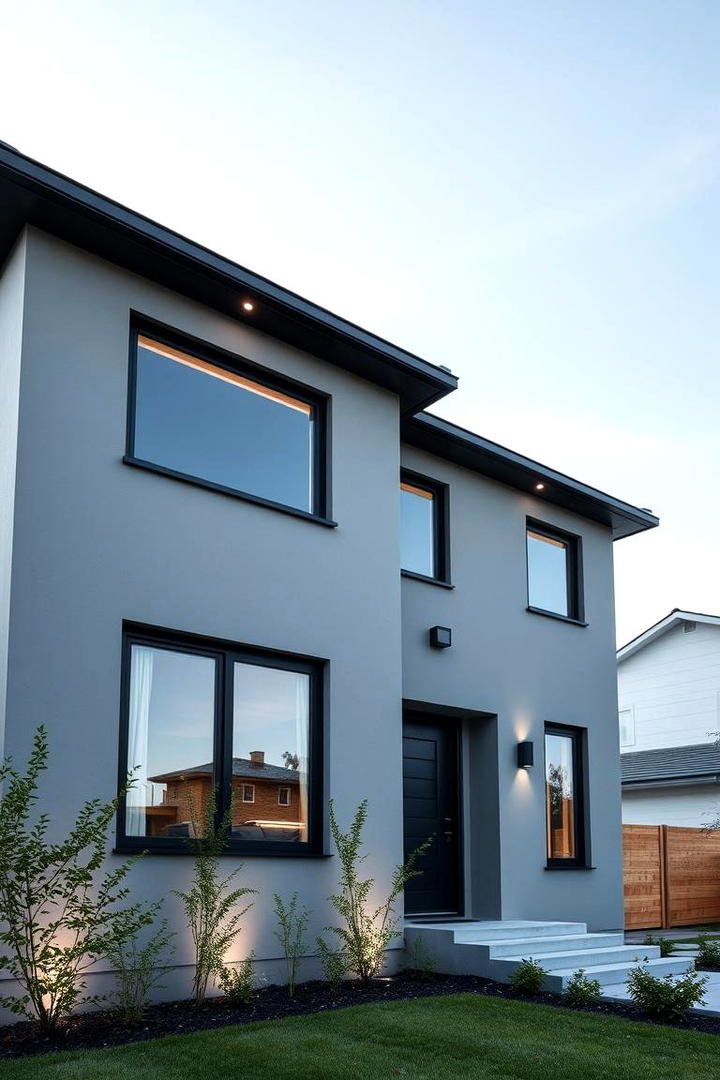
[4,994,720,1080]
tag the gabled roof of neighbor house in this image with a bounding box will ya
[0,141,659,541]
[617,610,720,662]
[149,757,299,784]
[621,743,720,787]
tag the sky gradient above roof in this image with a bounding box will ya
[2,0,717,643]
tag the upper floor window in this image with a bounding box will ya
[545,724,586,867]
[526,520,583,622]
[400,471,450,583]
[127,324,329,519]
[619,707,635,748]
[118,625,323,854]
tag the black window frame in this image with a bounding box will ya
[125,315,334,527]
[544,723,589,870]
[400,469,452,586]
[526,518,585,624]
[116,622,325,857]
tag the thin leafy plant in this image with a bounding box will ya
[273,892,310,997]
[563,968,602,1006]
[0,726,153,1035]
[323,798,432,985]
[696,934,720,968]
[104,907,175,1025]
[509,958,548,995]
[218,954,255,1005]
[173,790,256,1003]
[626,964,707,1020]
[316,936,346,991]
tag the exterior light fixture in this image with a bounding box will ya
[517,741,534,769]
[429,626,452,649]
[242,300,255,312]
[535,482,545,491]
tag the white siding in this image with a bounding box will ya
[622,783,720,829]
[618,622,720,751]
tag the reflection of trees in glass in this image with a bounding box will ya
[282,751,299,771]
[547,762,571,824]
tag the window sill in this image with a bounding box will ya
[123,457,338,528]
[401,570,454,589]
[114,844,332,859]
[526,606,588,627]
[545,864,596,871]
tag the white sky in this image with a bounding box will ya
[2,0,718,646]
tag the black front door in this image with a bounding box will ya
[402,716,461,915]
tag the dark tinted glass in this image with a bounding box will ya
[401,481,435,577]
[133,337,315,512]
[527,529,569,616]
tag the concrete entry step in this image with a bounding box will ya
[404,920,696,991]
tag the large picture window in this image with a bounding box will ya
[118,626,323,854]
[526,520,583,622]
[545,725,586,867]
[126,324,329,520]
[400,471,450,583]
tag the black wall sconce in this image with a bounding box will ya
[517,741,534,769]
[429,625,452,649]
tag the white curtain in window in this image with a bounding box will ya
[295,674,310,841]
[126,646,154,835]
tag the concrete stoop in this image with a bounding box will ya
[404,920,695,993]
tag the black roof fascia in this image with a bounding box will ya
[0,144,457,415]
[401,412,659,540]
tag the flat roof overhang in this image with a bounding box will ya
[402,412,659,540]
[0,143,457,415]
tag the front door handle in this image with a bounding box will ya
[443,816,454,841]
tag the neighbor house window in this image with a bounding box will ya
[278,787,291,807]
[619,707,635,748]
[119,626,322,854]
[526,520,583,621]
[127,326,328,517]
[400,471,449,582]
[545,726,586,867]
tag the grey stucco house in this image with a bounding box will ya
[1,145,686,1006]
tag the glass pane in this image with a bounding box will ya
[527,530,569,616]
[232,663,310,843]
[401,482,435,577]
[134,337,315,512]
[619,708,634,747]
[126,644,215,838]
[545,733,576,859]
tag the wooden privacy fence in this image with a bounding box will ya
[624,824,720,930]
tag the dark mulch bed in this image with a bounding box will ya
[2,970,720,1058]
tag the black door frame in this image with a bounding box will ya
[402,708,464,918]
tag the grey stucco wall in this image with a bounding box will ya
[400,444,624,931]
[1,228,404,1008]
[0,235,25,763]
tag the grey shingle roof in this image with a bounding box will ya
[149,757,299,783]
[621,743,720,785]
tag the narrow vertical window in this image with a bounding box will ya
[619,708,635,748]
[527,521,582,621]
[400,472,449,582]
[545,726,586,867]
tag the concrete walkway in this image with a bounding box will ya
[625,925,720,944]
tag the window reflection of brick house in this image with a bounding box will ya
[147,750,302,838]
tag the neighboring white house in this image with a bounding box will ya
[618,610,720,828]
